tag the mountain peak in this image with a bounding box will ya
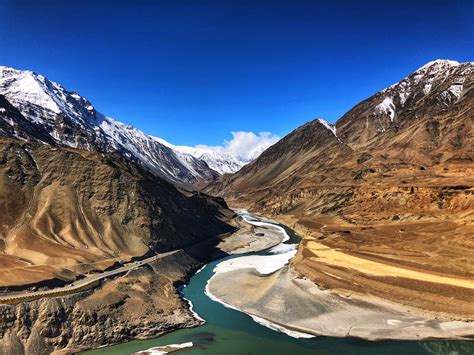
[0,65,33,74]
[417,59,461,72]
[0,66,62,115]
[333,59,473,146]
[151,137,247,175]
[0,65,98,126]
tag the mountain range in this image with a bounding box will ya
[208,59,473,202]
[0,66,251,187]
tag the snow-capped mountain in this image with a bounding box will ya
[374,59,471,121]
[0,66,248,186]
[154,138,247,174]
[185,149,248,174]
[336,59,473,145]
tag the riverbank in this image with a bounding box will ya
[207,264,474,340]
[256,209,474,321]
[206,212,474,341]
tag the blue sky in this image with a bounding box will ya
[0,0,472,147]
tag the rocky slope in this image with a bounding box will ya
[206,59,474,318]
[0,133,235,287]
[0,66,246,187]
[0,92,240,352]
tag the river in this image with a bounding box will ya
[85,212,474,355]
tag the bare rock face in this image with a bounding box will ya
[0,330,24,355]
[206,60,474,318]
[25,328,52,355]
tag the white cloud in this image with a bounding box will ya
[196,131,280,162]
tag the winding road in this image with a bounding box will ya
[0,250,180,304]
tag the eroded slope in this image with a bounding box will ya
[0,136,234,287]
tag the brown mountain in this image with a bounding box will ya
[0,134,234,287]
[206,59,474,318]
[0,93,237,353]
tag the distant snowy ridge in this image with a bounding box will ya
[0,66,250,185]
[155,137,247,174]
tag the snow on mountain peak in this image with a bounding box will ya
[418,59,460,71]
[153,137,248,175]
[0,66,61,117]
[0,66,97,128]
[374,60,472,130]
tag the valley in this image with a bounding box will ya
[1,0,473,353]
[0,59,472,353]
